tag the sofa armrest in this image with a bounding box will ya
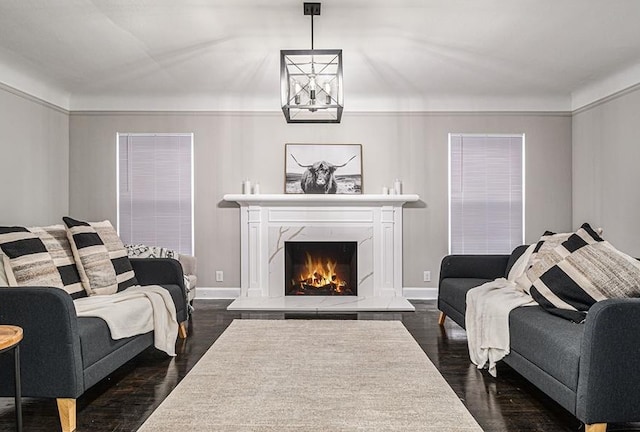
[130,258,185,289]
[439,254,510,283]
[576,298,640,424]
[0,288,84,399]
[178,254,197,276]
[130,258,187,319]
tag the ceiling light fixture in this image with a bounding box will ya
[280,2,343,123]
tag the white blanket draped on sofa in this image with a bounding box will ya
[465,244,536,376]
[74,285,179,356]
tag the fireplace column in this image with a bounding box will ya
[242,205,266,297]
[378,205,403,297]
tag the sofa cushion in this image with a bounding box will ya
[530,226,640,322]
[0,226,64,288]
[91,221,138,291]
[78,316,147,369]
[29,225,86,299]
[509,306,583,392]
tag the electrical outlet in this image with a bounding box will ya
[423,271,431,282]
[215,271,224,282]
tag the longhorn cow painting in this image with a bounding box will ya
[285,144,363,194]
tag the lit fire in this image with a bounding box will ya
[292,252,348,293]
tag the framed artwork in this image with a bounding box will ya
[285,143,363,194]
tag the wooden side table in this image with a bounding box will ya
[0,325,23,432]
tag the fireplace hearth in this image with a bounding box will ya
[285,241,357,296]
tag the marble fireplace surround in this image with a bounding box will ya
[223,194,419,312]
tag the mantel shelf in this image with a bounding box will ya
[223,193,420,206]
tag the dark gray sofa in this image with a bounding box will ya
[438,246,640,432]
[0,258,188,432]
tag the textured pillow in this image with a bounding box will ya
[126,244,179,260]
[90,221,138,291]
[28,225,86,299]
[507,244,536,282]
[514,230,572,293]
[529,225,640,322]
[0,226,64,288]
[525,231,573,283]
[63,217,118,295]
[0,253,7,286]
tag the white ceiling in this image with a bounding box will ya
[1,0,640,111]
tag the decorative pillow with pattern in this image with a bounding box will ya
[0,226,64,288]
[0,252,8,286]
[529,225,640,322]
[516,230,573,293]
[125,244,179,260]
[28,225,86,299]
[63,217,118,296]
[90,221,138,291]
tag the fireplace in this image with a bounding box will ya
[223,193,418,311]
[285,241,357,296]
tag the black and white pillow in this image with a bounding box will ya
[90,221,138,291]
[0,226,64,288]
[529,224,640,322]
[29,225,86,299]
[63,217,119,296]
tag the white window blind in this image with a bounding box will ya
[117,133,194,255]
[449,133,524,254]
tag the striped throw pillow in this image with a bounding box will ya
[529,224,640,322]
[63,217,118,296]
[29,225,86,299]
[0,226,64,288]
[90,221,138,291]
[0,252,8,286]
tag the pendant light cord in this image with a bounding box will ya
[311,14,314,50]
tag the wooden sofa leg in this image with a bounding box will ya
[585,424,607,432]
[438,312,447,326]
[56,398,76,432]
[178,321,188,339]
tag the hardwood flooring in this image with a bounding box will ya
[1,300,638,431]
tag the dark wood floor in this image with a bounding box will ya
[1,300,639,431]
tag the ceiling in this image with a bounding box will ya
[1,0,640,111]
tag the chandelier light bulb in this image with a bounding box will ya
[309,76,317,102]
[294,82,302,105]
[324,82,331,104]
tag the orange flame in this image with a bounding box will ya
[295,252,347,291]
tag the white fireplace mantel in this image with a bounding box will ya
[223,194,420,206]
[223,193,420,311]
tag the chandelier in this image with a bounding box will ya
[280,2,343,123]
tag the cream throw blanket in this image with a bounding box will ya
[465,245,537,376]
[74,285,178,356]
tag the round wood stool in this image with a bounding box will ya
[0,325,23,432]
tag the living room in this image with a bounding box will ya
[1,1,640,431]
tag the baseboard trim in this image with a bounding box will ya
[402,287,438,300]
[195,287,241,299]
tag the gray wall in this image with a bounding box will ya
[0,85,69,226]
[573,86,640,256]
[69,111,572,287]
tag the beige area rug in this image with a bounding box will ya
[138,320,483,431]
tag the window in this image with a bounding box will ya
[449,133,524,254]
[117,133,194,255]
